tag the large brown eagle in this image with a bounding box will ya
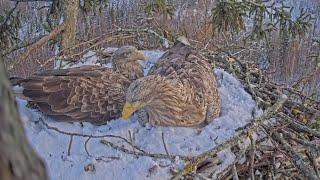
[13,46,146,125]
[122,38,221,127]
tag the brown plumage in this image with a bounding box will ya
[122,38,221,127]
[13,46,146,125]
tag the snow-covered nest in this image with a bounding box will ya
[17,49,261,180]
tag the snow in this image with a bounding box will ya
[16,48,261,180]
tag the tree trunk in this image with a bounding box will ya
[0,56,48,180]
[61,0,79,56]
[54,0,79,68]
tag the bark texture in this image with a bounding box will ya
[61,0,79,56]
[0,56,48,180]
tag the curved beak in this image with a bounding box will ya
[122,102,140,120]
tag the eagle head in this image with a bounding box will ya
[111,46,147,81]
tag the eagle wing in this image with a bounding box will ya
[20,66,130,124]
[148,43,220,124]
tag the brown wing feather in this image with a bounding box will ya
[148,42,220,126]
[19,66,130,124]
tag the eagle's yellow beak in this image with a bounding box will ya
[122,102,139,120]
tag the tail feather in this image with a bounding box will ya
[10,76,48,101]
[23,89,49,102]
[21,81,43,90]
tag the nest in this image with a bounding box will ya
[10,27,319,179]
[170,50,320,179]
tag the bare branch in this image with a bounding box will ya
[271,132,319,180]
[8,24,65,70]
[162,132,170,156]
[100,139,190,161]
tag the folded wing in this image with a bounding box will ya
[19,66,130,124]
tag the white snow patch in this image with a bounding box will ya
[17,49,261,180]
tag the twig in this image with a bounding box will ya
[161,132,170,156]
[271,131,319,180]
[279,129,320,150]
[3,35,45,56]
[192,173,211,180]
[100,139,190,161]
[67,135,73,156]
[200,95,287,161]
[39,117,145,153]
[84,137,91,156]
[215,144,249,180]
[232,164,240,180]
[171,95,287,180]
[95,156,120,163]
[306,150,320,178]
[249,135,256,180]
[39,117,191,162]
[128,130,137,158]
[279,113,320,138]
[66,34,137,61]
[8,24,65,70]
[117,27,174,46]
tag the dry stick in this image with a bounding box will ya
[271,131,319,180]
[261,121,317,179]
[197,95,287,160]
[204,45,319,179]
[84,137,91,157]
[249,135,256,180]
[306,150,320,178]
[192,173,211,180]
[117,28,174,46]
[214,145,249,180]
[8,24,65,70]
[283,87,320,104]
[271,155,277,179]
[40,117,188,161]
[161,132,170,157]
[279,113,320,138]
[67,34,137,61]
[84,137,121,163]
[60,31,115,53]
[67,135,73,156]
[279,129,320,150]
[243,125,305,180]
[3,35,45,56]
[100,139,190,161]
[128,130,137,158]
[39,27,171,68]
[39,117,145,153]
[215,144,250,180]
[232,164,240,180]
[171,95,288,180]
[37,33,136,68]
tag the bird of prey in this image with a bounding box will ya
[13,46,146,125]
[122,38,221,127]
